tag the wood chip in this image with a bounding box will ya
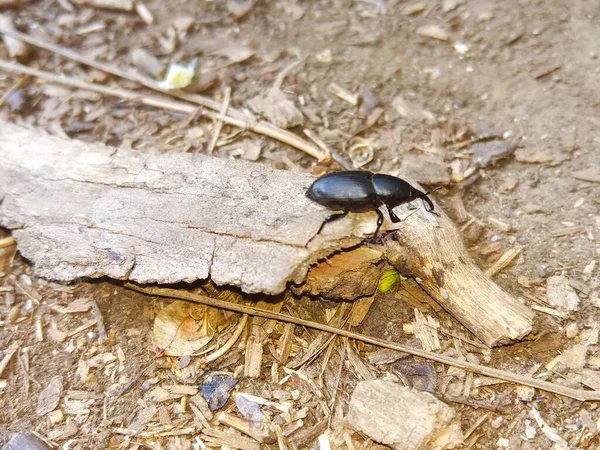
[190,393,214,421]
[277,323,294,365]
[36,376,62,416]
[546,275,580,313]
[531,304,567,318]
[392,96,436,123]
[217,412,276,443]
[484,247,522,278]
[244,322,264,378]
[347,295,376,327]
[71,0,133,10]
[552,226,585,237]
[413,309,441,352]
[488,217,512,232]
[533,64,561,79]
[328,83,359,105]
[149,386,185,402]
[47,424,79,441]
[47,328,67,343]
[560,344,587,371]
[401,2,426,15]
[131,48,163,78]
[416,24,450,41]
[164,384,199,395]
[581,369,600,391]
[135,0,154,24]
[0,14,30,60]
[514,148,555,164]
[345,339,376,381]
[248,88,303,129]
[202,426,261,450]
[0,341,20,378]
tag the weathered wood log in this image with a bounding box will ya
[0,121,533,346]
[381,210,534,347]
[0,121,367,294]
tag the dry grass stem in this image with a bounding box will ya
[200,314,248,364]
[207,86,231,154]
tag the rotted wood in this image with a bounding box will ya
[0,121,533,346]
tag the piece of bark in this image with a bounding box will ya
[0,122,533,345]
[382,201,534,347]
[347,380,463,450]
[0,121,343,294]
[244,321,263,378]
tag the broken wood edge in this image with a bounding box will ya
[124,283,600,402]
[377,207,534,348]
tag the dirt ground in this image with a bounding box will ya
[1,0,599,449]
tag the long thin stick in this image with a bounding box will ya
[0,60,327,160]
[0,27,329,162]
[124,283,600,402]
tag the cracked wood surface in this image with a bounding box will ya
[0,121,368,294]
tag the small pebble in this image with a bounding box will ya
[2,432,52,450]
[7,90,28,113]
[565,322,579,339]
[199,374,238,411]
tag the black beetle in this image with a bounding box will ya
[305,170,440,246]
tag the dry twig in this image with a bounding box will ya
[125,283,600,402]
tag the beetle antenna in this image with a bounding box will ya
[426,186,442,195]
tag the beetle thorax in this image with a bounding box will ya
[372,174,415,206]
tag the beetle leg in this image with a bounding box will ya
[373,208,384,238]
[305,211,349,247]
[422,197,441,216]
[422,187,441,213]
[386,205,401,223]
